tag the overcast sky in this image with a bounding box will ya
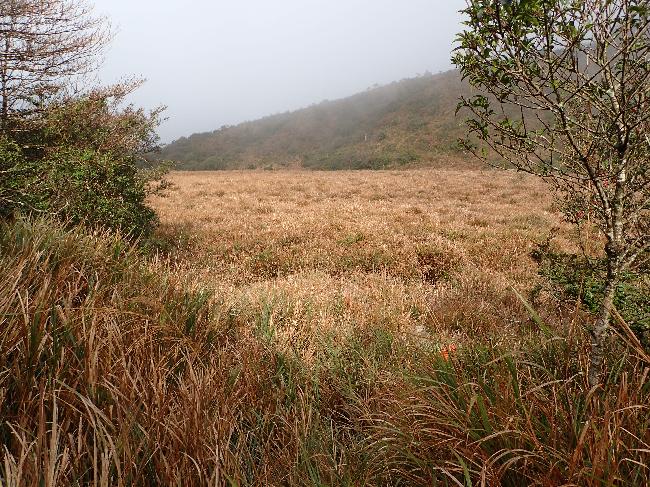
[93,0,466,143]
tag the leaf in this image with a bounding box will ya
[511,286,553,338]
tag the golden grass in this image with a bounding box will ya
[151,169,578,351]
[2,169,646,486]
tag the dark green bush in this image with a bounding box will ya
[44,148,157,237]
[0,137,44,218]
[0,84,166,238]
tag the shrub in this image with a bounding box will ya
[0,83,166,237]
[0,137,44,217]
[533,243,650,348]
[44,147,158,237]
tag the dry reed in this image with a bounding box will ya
[1,169,647,485]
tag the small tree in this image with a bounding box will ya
[0,0,167,237]
[453,0,649,386]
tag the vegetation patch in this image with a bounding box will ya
[533,242,650,347]
[4,218,647,484]
[160,71,472,171]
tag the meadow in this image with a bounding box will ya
[152,168,572,347]
[1,169,648,486]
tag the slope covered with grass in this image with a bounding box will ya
[2,215,648,486]
[161,70,473,170]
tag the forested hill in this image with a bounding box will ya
[161,69,475,170]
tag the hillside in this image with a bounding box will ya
[161,70,474,170]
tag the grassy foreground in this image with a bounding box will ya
[1,171,649,485]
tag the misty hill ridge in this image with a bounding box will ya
[161,69,472,170]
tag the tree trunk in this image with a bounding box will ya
[1,38,9,130]
[589,163,626,388]
[588,275,617,388]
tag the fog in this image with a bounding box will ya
[94,0,465,143]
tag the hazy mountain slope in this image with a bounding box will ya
[161,69,474,170]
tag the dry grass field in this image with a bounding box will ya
[2,169,647,486]
[151,169,577,352]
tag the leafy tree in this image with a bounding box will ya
[453,0,649,386]
[0,1,166,237]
